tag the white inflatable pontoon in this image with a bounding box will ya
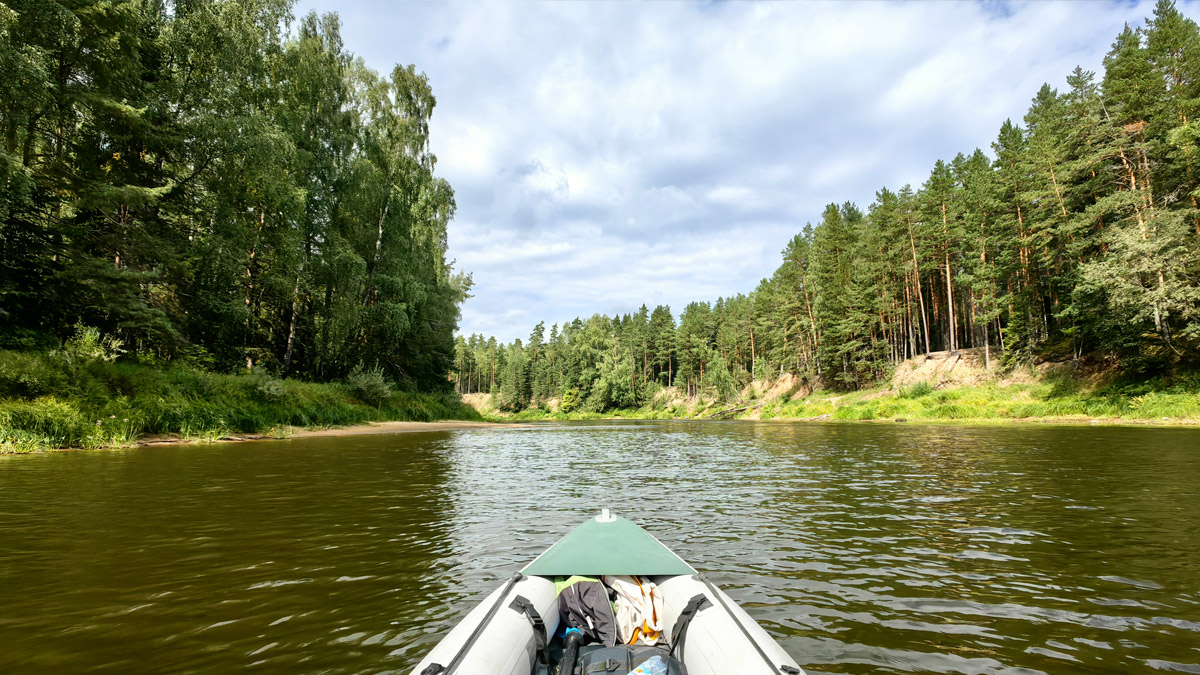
[411,511,804,675]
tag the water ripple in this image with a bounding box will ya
[1,421,1199,674]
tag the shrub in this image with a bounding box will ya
[248,367,288,403]
[560,388,581,413]
[64,324,125,363]
[0,351,69,398]
[346,365,393,406]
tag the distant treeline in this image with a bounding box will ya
[457,2,1200,411]
[0,1,467,390]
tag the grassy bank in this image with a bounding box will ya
[0,347,480,453]
[477,374,1200,426]
[759,377,1200,424]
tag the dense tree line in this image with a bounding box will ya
[458,2,1200,411]
[0,0,467,389]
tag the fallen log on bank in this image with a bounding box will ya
[707,402,765,419]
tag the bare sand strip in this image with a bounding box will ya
[137,420,523,447]
[289,420,519,438]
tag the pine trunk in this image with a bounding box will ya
[907,221,931,354]
[940,198,957,352]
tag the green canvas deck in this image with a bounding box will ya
[522,515,696,577]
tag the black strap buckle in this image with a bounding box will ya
[510,595,550,666]
[584,658,623,673]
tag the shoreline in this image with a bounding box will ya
[0,350,496,454]
[3,421,524,454]
[491,406,1200,428]
[761,414,1200,427]
[135,420,522,448]
[137,417,1200,452]
[11,414,1197,455]
[6,418,519,455]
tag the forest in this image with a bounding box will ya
[455,1,1200,413]
[0,0,468,390]
[0,0,480,450]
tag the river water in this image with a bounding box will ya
[1,421,1198,674]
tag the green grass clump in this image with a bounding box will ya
[896,381,934,399]
[834,405,877,420]
[0,348,480,453]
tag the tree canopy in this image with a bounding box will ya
[0,0,468,390]
[459,2,1200,411]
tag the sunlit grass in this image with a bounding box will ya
[764,377,1200,424]
[489,374,1200,427]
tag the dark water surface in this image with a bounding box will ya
[2,421,1199,674]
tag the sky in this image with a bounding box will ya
[294,0,1187,343]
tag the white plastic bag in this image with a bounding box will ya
[603,574,664,645]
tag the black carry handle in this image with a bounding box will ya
[668,593,712,659]
[510,594,552,668]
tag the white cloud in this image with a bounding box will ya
[297,0,1187,341]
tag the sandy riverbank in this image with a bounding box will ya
[136,420,523,447]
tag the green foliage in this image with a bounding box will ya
[0,349,480,453]
[0,1,465,390]
[346,365,393,407]
[249,368,288,403]
[0,350,69,399]
[496,344,531,412]
[559,388,581,413]
[897,381,934,399]
[701,352,738,401]
[587,346,639,411]
[64,324,125,364]
[456,2,1200,407]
